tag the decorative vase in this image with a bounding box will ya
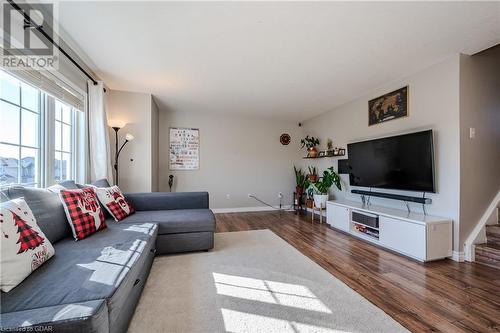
[307,147,318,158]
[313,194,328,208]
[295,186,304,195]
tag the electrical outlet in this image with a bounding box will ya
[469,127,476,139]
[226,194,231,200]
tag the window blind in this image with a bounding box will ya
[4,67,85,111]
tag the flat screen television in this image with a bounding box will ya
[347,130,435,192]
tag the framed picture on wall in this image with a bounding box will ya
[368,86,409,126]
[169,128,200,170]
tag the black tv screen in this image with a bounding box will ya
[347,130,435,192]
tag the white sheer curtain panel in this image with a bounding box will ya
[87,81,113,183]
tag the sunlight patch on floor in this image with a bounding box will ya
[213,272,332,313]
[221,308,350,333]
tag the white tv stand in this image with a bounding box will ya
[326,199,452,262]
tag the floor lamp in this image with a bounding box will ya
[109,120,135,186]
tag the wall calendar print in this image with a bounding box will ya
[169,128,200,170]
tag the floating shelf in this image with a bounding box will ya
[303,153,345,159]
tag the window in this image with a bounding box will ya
[0,72,41,187]
[54,101,76,182]
[0,71,85,188]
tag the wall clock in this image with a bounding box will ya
[280,133,291,145]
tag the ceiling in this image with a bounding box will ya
[57,1,500,121]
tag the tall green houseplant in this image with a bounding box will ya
[293,166,308,194]
[314,167,341,194]
[312,167,341,208]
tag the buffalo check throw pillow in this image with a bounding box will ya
[94,186,135,221]
[0,198,55,292]
[59,188,106,240]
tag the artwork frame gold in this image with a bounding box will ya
[368,86,409,126]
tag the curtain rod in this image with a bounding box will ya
[7,0,104,91]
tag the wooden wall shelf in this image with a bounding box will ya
[303,153,345,159]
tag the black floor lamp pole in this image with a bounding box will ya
[112,127,120,185]
[112,127,132,186]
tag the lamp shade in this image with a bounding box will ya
[125,133,135,141]
[109,119,126,129]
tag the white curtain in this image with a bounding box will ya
[87,81,113,183]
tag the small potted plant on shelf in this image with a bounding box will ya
[307,166,318,183]
[326,138,334,157]
[312,167,341,208]
[300,135,320,158]
[293,166,308,195]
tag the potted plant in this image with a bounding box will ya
[300,135,320,158]
[327,138,333,150]
[307,166,318,183]
[312,167,341,208]
[305,186,314,208]
[293,166,307,195]
[326,138,334,156]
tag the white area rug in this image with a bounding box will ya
[128,230,408,333]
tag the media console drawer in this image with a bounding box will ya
[379,216,426,261]
[327,203,350,231]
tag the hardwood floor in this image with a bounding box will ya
[215,211,500,333]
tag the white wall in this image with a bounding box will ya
[107,89,154,192]
[459,46,500,247]
[158,110,303,209]
[301,56,462,250]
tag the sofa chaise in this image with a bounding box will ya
[0,180,215,333]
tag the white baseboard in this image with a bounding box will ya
[451,251,465,262]
[212,206,324,216]
[212,206,291,214]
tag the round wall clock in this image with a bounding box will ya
[280,133,291,145]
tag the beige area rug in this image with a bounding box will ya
[128,230,408,333]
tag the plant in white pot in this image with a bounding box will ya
[312,167,341,208]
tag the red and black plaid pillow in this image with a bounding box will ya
[94,186,135,222]
[59,188,106,240]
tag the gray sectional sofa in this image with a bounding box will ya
[0,180,216,333]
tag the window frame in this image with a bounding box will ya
[0,80,42,187]
[50,99,78,184]
[1,71,86,188]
